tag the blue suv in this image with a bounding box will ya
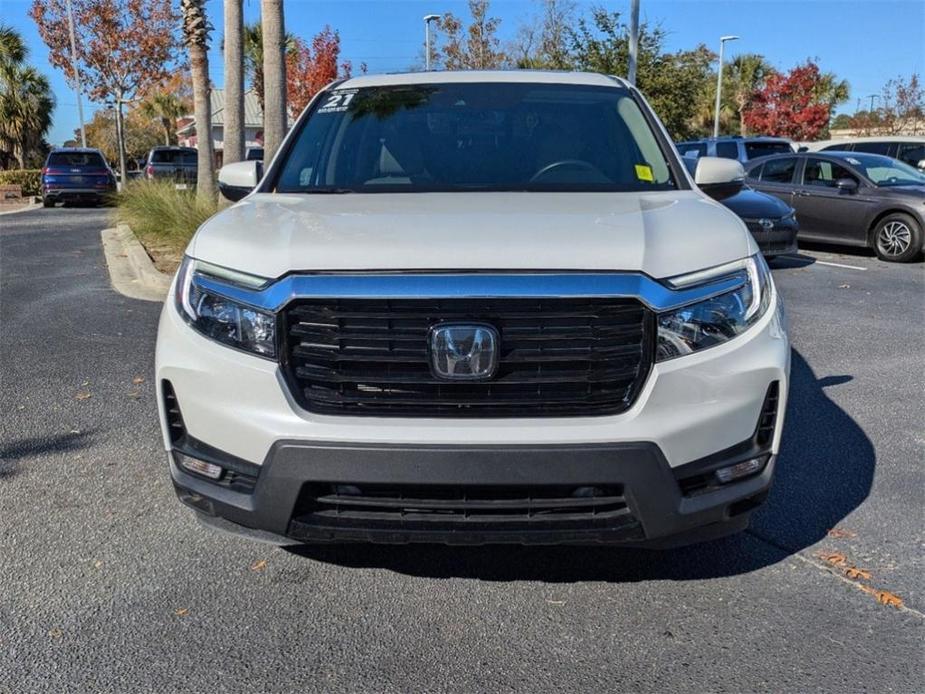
[41,148,116,207]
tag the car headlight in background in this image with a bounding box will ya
[656,254,772,362]
[175,256,276,358]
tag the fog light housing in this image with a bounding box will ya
[175,451,223,480]
[714,456,767,484]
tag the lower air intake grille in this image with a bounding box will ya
[281,297,653,417]
[291,483,638,531]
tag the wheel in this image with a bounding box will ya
[42,197,54,208]
[872,213,922,262]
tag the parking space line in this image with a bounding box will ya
[813,260,868,271]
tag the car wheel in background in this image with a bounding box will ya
[42,197,54,208]
[872,213,922,263]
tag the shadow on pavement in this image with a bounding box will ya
[288,349,874,582]
[0,430,95,480]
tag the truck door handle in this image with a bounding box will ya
[795,190,811,197]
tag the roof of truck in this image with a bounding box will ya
[338,70,630,90]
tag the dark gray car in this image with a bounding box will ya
[745,151,925,262]
[144,146,198,186]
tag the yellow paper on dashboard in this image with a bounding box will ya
[635,164,654,182]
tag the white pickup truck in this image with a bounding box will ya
[156,70,789,547]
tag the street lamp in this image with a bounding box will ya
[713,35,740,138]
[424,14,440,71]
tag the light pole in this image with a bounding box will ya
[65,0,86,147]
[866,93,879,113]
[424,14,440,71]
[713,35,739,138]
[627,0,640,85]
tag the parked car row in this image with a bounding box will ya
[676,135,925,262]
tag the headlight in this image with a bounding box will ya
[656,254,772,362]
[175,256,276,358]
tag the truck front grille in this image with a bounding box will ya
[281,297,653,417]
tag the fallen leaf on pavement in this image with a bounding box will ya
[859,584,904,608]
[94,560,103,569]
[827,527,857,539]
[132,376,145,384]
[838,283,850,289]
[175,608,189,617]
[545,599,565,605]
[48,628,63,639]
[844,567,872,581]
[817,551,847,567]
[75,391,91,401]
[250,559,268,572]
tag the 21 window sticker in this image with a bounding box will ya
[317,89,358,114]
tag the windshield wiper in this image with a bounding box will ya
[304,187,356,194]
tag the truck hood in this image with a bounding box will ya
[189,191,756,280]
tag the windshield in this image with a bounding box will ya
[274,82,676,193]
[841,153,925,186]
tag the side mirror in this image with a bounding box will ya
[835,177,858,193]
[694,156,745,200]
[218,160,262,202]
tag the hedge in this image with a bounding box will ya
[0,169,42,197]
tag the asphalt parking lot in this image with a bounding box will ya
[1,206,922,693]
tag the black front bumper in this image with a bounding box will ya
[169,436,775,547]
[748,222,799,257]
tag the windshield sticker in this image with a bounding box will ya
[317,90,358,114]
[635,164,654,182]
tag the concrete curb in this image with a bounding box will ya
[0,199,42,216]
[101,223,173,302]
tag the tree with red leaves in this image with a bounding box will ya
[742,61,835,140]
[30,0,181,182]
[286,26,361,118]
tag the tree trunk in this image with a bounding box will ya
[189,41,217,199]
[261,0,287,163]
[223,0,245,166]
[114,99,127,190]
[162,118,171,146]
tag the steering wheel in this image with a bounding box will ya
[529,159,601,183]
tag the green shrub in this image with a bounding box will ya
[0,169,42,197]
[114,180,219,254]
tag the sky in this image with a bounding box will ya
[5,0,924,145]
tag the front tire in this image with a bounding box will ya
[873,213,922,262]
[42,197,54,208]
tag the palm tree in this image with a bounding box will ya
[724,54,774,136]
[261,0,287,163]
[180,0,217,199]
[242,23,295,116]
[0,24,54,169]
[139,92,188,146]
[223,0,244,165]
